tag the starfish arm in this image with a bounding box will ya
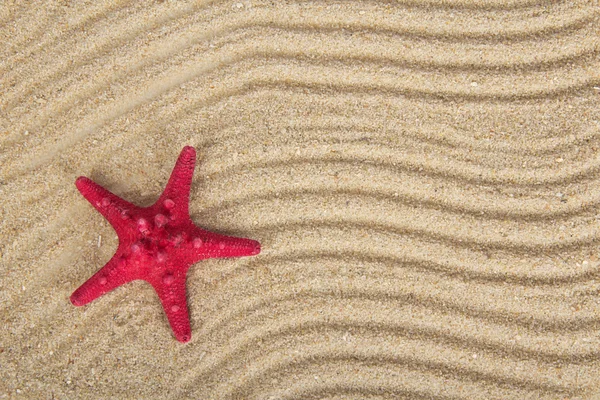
[190,228,261,262]
[155,146,196,218]
[70,254,134,306]
[151,271,192,342]
[75,176,138,231]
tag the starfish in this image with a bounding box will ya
[70,146,260,342]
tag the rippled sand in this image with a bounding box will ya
[1,1,600,399]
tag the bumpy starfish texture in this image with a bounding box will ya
[71,146,260,342]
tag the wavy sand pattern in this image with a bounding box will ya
[1,0,600,398]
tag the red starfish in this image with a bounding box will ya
[70,146,260,342]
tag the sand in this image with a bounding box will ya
[1,0,600,398]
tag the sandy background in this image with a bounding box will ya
[2,0,600,399]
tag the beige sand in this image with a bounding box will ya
[1,0,600,398]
